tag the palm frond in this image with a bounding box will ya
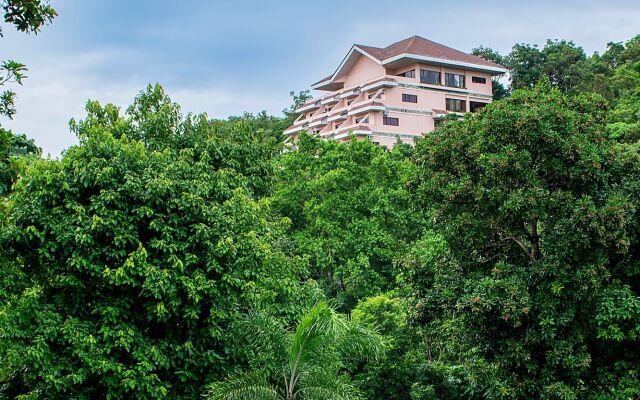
[236,311,291,366]
[294,373,361,400]
[289,302,349,369]
[204,371,283,400]
[335,319,385,362]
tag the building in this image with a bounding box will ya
[284,35,507,147]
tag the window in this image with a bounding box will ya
[383,116,399,126]
[445,73,465,88]
[355,116,369,124]
[420,69,441,85]
[472,76,487,84]
[402,93,418,103]
[469,101,488,112]
[397,69,415,78]
[445,98,466,112]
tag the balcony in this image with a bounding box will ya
[308,115,329,128]
[327,109,348,122]
[320,95,340,105]
[295,99,321,113]
[348,100,385,116]
[360,77,398,92]
[283,120,310,135]
[339,86,361,99]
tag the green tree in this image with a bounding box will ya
[0,0,57,120]
[271,134,424,310]
[0,85,316,398]
[408,82,640,399]
[282,90,312,124]
[0,128,39,195]
[505,43,545,90]
[204,302,384,400]
[539,40,588,93]
[349,294,423,400]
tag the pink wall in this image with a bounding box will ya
[342,54,385,88]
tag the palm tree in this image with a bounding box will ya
[204,302,384,400]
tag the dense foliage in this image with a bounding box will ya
[0,85,316,398]
[1,33,640,400]
[271,134,422,310]
[408,83,640,399]
[0,128,39,195]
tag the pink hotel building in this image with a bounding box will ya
[284,35,506,147]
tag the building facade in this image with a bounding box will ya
[284,35,506,147]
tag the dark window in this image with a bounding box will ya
[402,93,418,103]
[472,76,487,84]
[445,73,465,88]
[445,98,466,112]
[470,101,488,112]
[397,69,415,78]
[420,69,441,85]
[383,116,399,126]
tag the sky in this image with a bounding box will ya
[1,0,639,157]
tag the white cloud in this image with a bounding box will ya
[2,48,291,157]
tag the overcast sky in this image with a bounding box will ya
[2,0,639,156]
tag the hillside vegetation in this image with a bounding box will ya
[1,33,640,399]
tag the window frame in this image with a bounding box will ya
[445,98,466,113]
[420,69,441,85]
[469,101,488,112]
[383,116,399,126]
[445,73,466,88]
[397,69,416,78]
[402,93,418,103]
[472,76,487,84]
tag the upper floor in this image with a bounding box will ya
[285,36,506,144]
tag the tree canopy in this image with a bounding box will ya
[0,85,317,398]
[408,82,640,399]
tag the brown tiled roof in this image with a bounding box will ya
[355,35,504,69]
[354,45,387,60]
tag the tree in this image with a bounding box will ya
[505,43,545,90]
[539,40,588,93]
[204,302,384,400]
[270,134,424,310]
[0,0,57,120]
[0,128,39,195]
[349,294,423,400]
[409,82,640,399]
[282,90,312,124]
[0,85,317,398]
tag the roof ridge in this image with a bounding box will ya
[402,35,420,53]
